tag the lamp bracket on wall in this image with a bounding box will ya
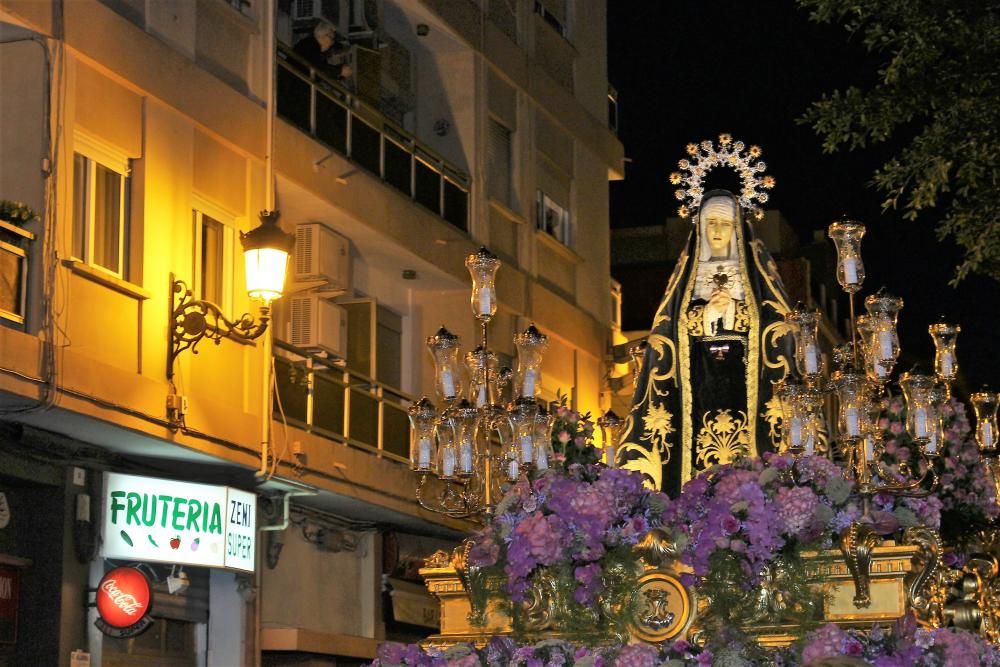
[167,274,270,380]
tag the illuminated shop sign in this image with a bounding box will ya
[95,566,153,638]
[102,473,256,572]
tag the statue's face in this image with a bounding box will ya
[705,213,735,255]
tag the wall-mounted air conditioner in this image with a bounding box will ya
[294,222,352,291]
[288,295,348,358]
[291,0,338,23]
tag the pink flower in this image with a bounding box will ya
[890,422,904,435]
[558,430,571,444]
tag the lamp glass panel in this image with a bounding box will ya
[244,247,288,302]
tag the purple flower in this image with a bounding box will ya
[613,643,659,667]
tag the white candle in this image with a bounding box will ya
[873,360,888,378]
[508,459,519,481]
[925,431,938,455]
[459,441,474,473]
[442,448,456,477]
[605,445,617,468]
[804,343,819,374]
[440,368,455,398]
[843,257,859,285]
[864,435,875,462]
[519,435,533,464]
[803,433,815,457]
[475,383,488,408]
[417,437,432,469]
[914,408,929,438]
[535,447,549,471]
[983,422,995,449]
[788,417,803,448]
[845,408,860,437]
[478,290,492,316]
[940,352,954,377]
[522,369,537,397]
[878,330,895,361]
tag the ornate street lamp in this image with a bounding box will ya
[168,210,294,380]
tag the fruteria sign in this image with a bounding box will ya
[102,473,256,572]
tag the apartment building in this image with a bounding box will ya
[0,0,623,664]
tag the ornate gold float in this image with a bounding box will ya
[419,526,1000,649]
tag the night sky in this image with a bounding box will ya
[607,1,1000,395]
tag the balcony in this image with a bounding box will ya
[273,340,412,463]
[276,44,469,233]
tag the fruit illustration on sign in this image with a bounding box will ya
[191,537,200,552]
[170,536,181,550]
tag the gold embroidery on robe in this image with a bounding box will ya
[694,409,751,470]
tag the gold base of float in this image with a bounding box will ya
[418,527,964,649]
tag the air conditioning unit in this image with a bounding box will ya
[288,295,348,358]
[347,0,381,44]
[291,0,338,23]
[294,222,352,291]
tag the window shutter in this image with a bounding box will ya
[487,120,512,206]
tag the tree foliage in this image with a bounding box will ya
[796,0,1000,284]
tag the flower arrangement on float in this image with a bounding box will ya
[548,393,601,467]
[373,613,1000,666]
[374,392,1000,665]
[374,614,1000,667]
[465,462,669,641]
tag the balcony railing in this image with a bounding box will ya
[276,44,470,232]
[273,339,413,463]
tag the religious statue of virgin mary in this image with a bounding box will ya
[618,138,796,495]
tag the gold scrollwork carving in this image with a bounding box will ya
[840,522,882,608]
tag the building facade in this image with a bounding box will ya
[0,0,623,664]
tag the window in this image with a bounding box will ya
[537,191,570,246]
[487,119,512,206]
[534,0,567,37]
[192,205,236,312]
[72,143,130,278]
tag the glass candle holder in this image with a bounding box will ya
[465,247,501,322]
[972,389,999,453]
[862,396,884,464]
[452,401,480,478]
[408,397,437,472]
[800,390,825,457]
[786,305,824,378]
[832,370,868,440]
[597,410,624,468]
[427,326,463,402]
[928,320,960,387]
[855,315,890,383]
[509,397,539,469]
[435,416,458,481]
[924,385,946,456]
[864,291,903,365]
[775,378,806,454]
[466,346,498,408]
[899,372,936,443]
[533,407,555,471]
[828,219,866,293]
[514,324,548,399]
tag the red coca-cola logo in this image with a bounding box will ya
[96,567,151,629]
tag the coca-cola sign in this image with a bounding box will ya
[95,567,153,637]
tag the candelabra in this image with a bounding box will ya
[409,248,560,520]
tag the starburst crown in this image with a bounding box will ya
[669,133,775,221]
